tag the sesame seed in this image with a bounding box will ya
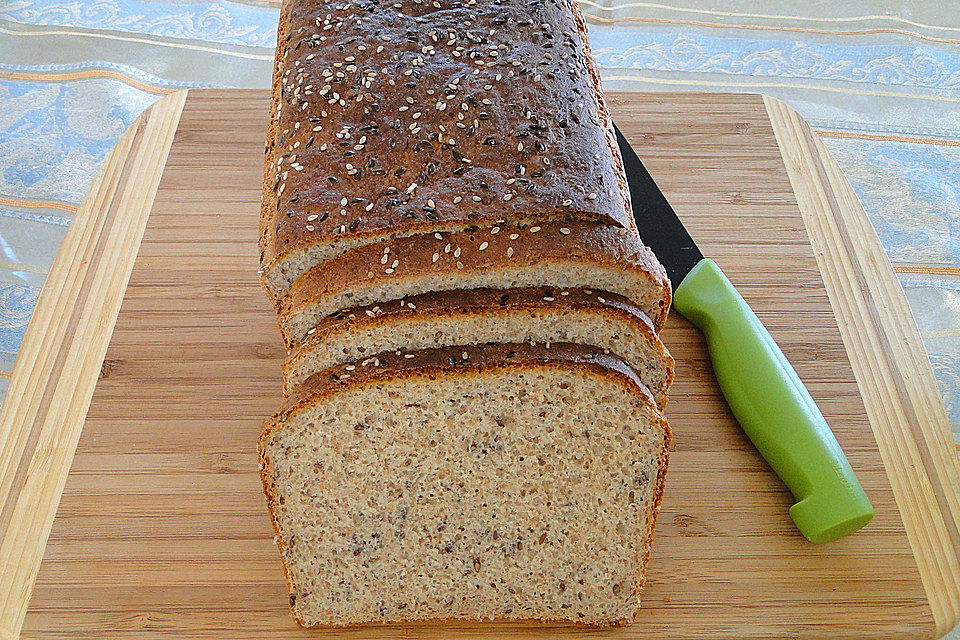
[404,353,416,359]
[562,199,573,207]
[306,225,315,231]
[456,261,464,269]
[506,247,514,257]
[435,232,443,240]
[432,252,440,262]
[345,365,356,371]
[598,296,606,303]
[530,226,541,233]
[544,296,555,301]
[561,291,570,296]
[365,203,374,211]
[588,192,598,200]
[491,226,500,234]
[453,247,462,258]
[472,195,482,202]
[509,233,519,240]
[479,242,489,250]
[391,260,399,268]
[427,199,435,208]
[503,194,513,201]
[385,268,395,274]
[340,197,348,206]
[559,227,571,235]
[444,243,451,253]
[453,196,462,204]
[381,254,389,264]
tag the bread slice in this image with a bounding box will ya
[259,342,671,627]
[260,0,635,299]
[282,286,675,407]
[277,220,671,346]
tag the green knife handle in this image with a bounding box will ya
[673,258,874,543]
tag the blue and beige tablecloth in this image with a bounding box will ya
[1,1,959,637]
[0,5,958,445]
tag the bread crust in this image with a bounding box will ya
[277,220,671,344]
[282,286,675,404]
[258,342,671,627]
[259,0,640,296]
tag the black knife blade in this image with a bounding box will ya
[614,124,702,286]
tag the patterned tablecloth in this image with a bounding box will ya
[0,5,958,633]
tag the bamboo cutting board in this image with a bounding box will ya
[1,89,959,639]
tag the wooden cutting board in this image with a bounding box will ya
[1,89,958,639]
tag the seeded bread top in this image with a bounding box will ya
[271,341,657,426]
[260,0,632,276]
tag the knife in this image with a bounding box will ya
[614,124,873,544]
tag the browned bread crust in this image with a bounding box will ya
[282,286,675,403]
[259,0,637,296]
[258,342,671,627]
[277,220,671,345]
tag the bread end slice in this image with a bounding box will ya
[259,343,671,627]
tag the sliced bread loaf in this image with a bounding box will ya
[277,220,671,346]
[282,286,674,406]
[259,342,671,627]
[260,0,633,299]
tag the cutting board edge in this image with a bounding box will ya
[762,94,960,635]
[0,90,189,640]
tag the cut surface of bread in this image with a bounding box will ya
[283,287,674,406]
[260,0,634,298]
[277,220,671,346]
[259,342,671,627]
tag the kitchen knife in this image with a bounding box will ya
[614,124,873,544]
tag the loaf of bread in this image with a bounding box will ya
[259,342,671,627]
[258,0,676,628]
[260,0,636,297]
[282,286,674,406]
[277,220,670,346]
